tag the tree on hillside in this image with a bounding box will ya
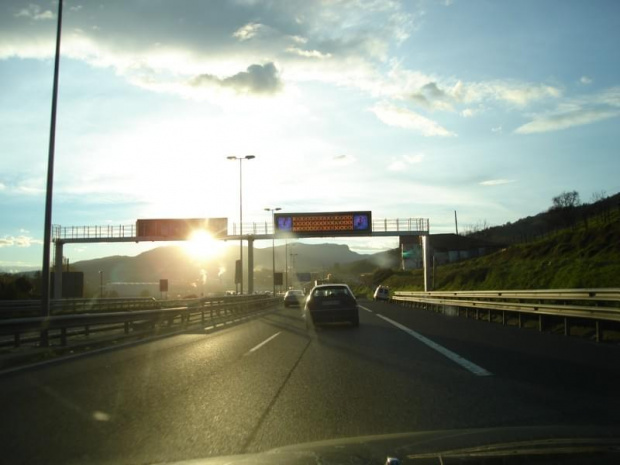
[551,190,581,210]
[549,190,581,229]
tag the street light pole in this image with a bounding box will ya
[227,155,255,294]
[264,207,281,295]
[40,0,63,347]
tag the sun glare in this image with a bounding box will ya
[184,230,226,260]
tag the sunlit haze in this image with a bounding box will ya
[1,0,619,269]
[183,231,227,261]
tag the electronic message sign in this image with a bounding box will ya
[274,211,372,237]
[136,218,228,240]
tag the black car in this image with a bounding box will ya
[304,284,359,327]
[283,289,305,307]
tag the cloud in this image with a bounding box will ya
[580,76,593,85]
[0,235,42,248]
[491,126,503,133]
[479,179,515,186]
[515,108,619,134]
[410,82,454,112]
[513,86,620,134]
[328,154,357,166]
[14,4,54,21]
[388,154,424,172]
[371,102,456,137]
[404,78,561,116]
[232,22,265,41]
[286,47,332,59]
[0,0,418,99]
[191,62,283,95]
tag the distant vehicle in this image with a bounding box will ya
[283,289,305,307]
[373,285,390,301]
[304,284,359,327]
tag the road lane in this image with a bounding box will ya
[366,300,620,426]
[0,302,619,464]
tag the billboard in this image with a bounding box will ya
[274,211,372,237]
[136,218,228,240]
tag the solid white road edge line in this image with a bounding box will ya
[358,305,373,313]
[246,332,282,355]
[376,314,492,377]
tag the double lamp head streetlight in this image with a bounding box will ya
[227,155,256,294]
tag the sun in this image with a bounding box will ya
[183,230,226,260]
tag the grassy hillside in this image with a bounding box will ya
[381,211,620,292]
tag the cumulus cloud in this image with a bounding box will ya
[580,76,593,85]
[0,235,41,248]
[410,82,454,112]
[371,102,456,137]
[405,78,561,117]
[191,62,282,95]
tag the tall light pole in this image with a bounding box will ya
[264,207,281,295]
[40,0,63,347]
[227,155,255,294]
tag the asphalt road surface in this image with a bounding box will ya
[1,300,619,464]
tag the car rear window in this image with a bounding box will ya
[312,287,352,298]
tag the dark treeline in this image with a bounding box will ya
[0,272,40,300]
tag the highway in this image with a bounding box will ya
[1,300,619,464]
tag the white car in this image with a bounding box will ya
[373,285,390,301]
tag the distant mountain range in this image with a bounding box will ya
[67,242,387,297]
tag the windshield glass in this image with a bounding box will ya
[1,1,619,464]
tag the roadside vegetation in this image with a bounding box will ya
[336,191,620,298]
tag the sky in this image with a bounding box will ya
[1,0,619,271]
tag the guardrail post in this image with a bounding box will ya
[502,311,506,325]
[61,328,67,346]
[518,313,523,328]
[595,320,601,343]
[85,325,90,337]
[564,317,569,336]
[14,333,21,348]
[538,315,543,332]
[124,321,130,334]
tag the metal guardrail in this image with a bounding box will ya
[391,289,620,342]
[0,295,278,349]
[0,297,161,318]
